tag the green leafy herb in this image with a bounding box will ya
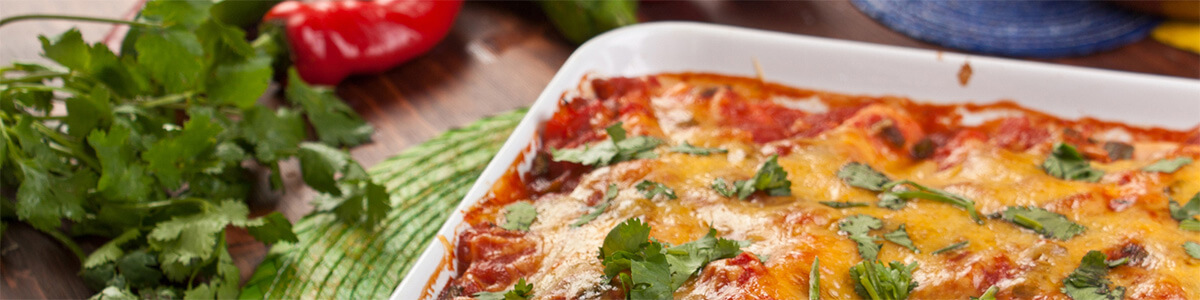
[551,122,663,167]
[1168,192,1200,222]
[473,278,533,300]
[501,202,538,231]
[997,206,1086,240]
[712,177,735,198]
[810,257,820,300]
[883,225,919,253]
[0,2,380,297]
[636,180,677,200]
[572,184,618,227]
[849,260,918,300]
[878,180,983,224]
[599,218,745,299]
[670,142,727,155]
[839,215,883,261]
[971,286,998,300]
[820,201,870,208]
[1062,250,1125,300]
[1182,220,1200,232]
[713,155,792,200]
[1184,242,1200,260]
[931,241,969,255]
[1043,143,1104,182]
[1142,157,1192,173]
[838,162,892,192]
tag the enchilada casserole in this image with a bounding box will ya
[437,73,1200,300]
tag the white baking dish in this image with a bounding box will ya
[391,22,1200,299]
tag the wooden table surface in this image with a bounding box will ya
[1,1,1197,298]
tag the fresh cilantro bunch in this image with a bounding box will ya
[0,0,384,298]
[598,218,745,300]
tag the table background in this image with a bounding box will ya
[1,1,1197,298]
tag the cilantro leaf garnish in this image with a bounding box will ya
[712,155,792,200]
[599,218,745,299]
[849,260,918,300]
[670,142,727,155]
[879,180,984,224]
[1168,192,1200,222]
[997,206,1086,240]
[572,184,618,227]
[551,122,663,167]
[1184,242,1200,260]
[1182,220,1200,232]
[820,201,870,208]
[971,286,999,300]
[883,224,919,253]
[636,180,678,200]
[839,215,883,261]
[285,68,374,147]
[500,202,538,231]
[712,177,735,198]
[1043,143,1104,182]
[1142,157,1192,173]
[1062,251,1126,300]
[810,258,820,300]
[931,241,969,255]
[473,278,533,300]
[838,162,892,192]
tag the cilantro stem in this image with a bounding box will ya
[139,92,195,108]
[29,120,100,171]
[39,227,87,262]
[2,83,81,95]
[0,14,160,28]
[0,72,70,85]
[117,198,211,210]
[1012,214,1044,232]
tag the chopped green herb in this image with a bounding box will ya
[971,286,998,300]
[838,162,892,192]
[1062,250,1125,300]
[810,258,820,300]
[599,218,745,300]
[1105,257,1129,268]
[1142,157,1192,173]
[849,260,918,300]
[1168,192,1200,222]
[997,206,1086,240]
[551,122,663,167]
[819,201,870,208]
[473,278,533,300]
[712,177,735,198]
[636,180,678,200]
[1184,242,1200,260]
[839,215,883,261]
[1042,143,1104,182]
[670,142,727,155]
[879,181,984,224]
[931,241,969,255]
[883,225,919,253]
[500,202,537,231]
[1182,219,1200,232]
[714,155,792,200]
[572,184,618,227]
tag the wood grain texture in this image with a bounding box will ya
[1,1,1196,298]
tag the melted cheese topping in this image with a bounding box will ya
[446,73,1200,300]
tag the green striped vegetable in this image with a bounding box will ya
[240,109,527,299]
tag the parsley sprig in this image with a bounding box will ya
[0,1,384,297]
[598,218,745,299]
[711,155,792,200]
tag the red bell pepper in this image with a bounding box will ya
[263,0,463,85]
